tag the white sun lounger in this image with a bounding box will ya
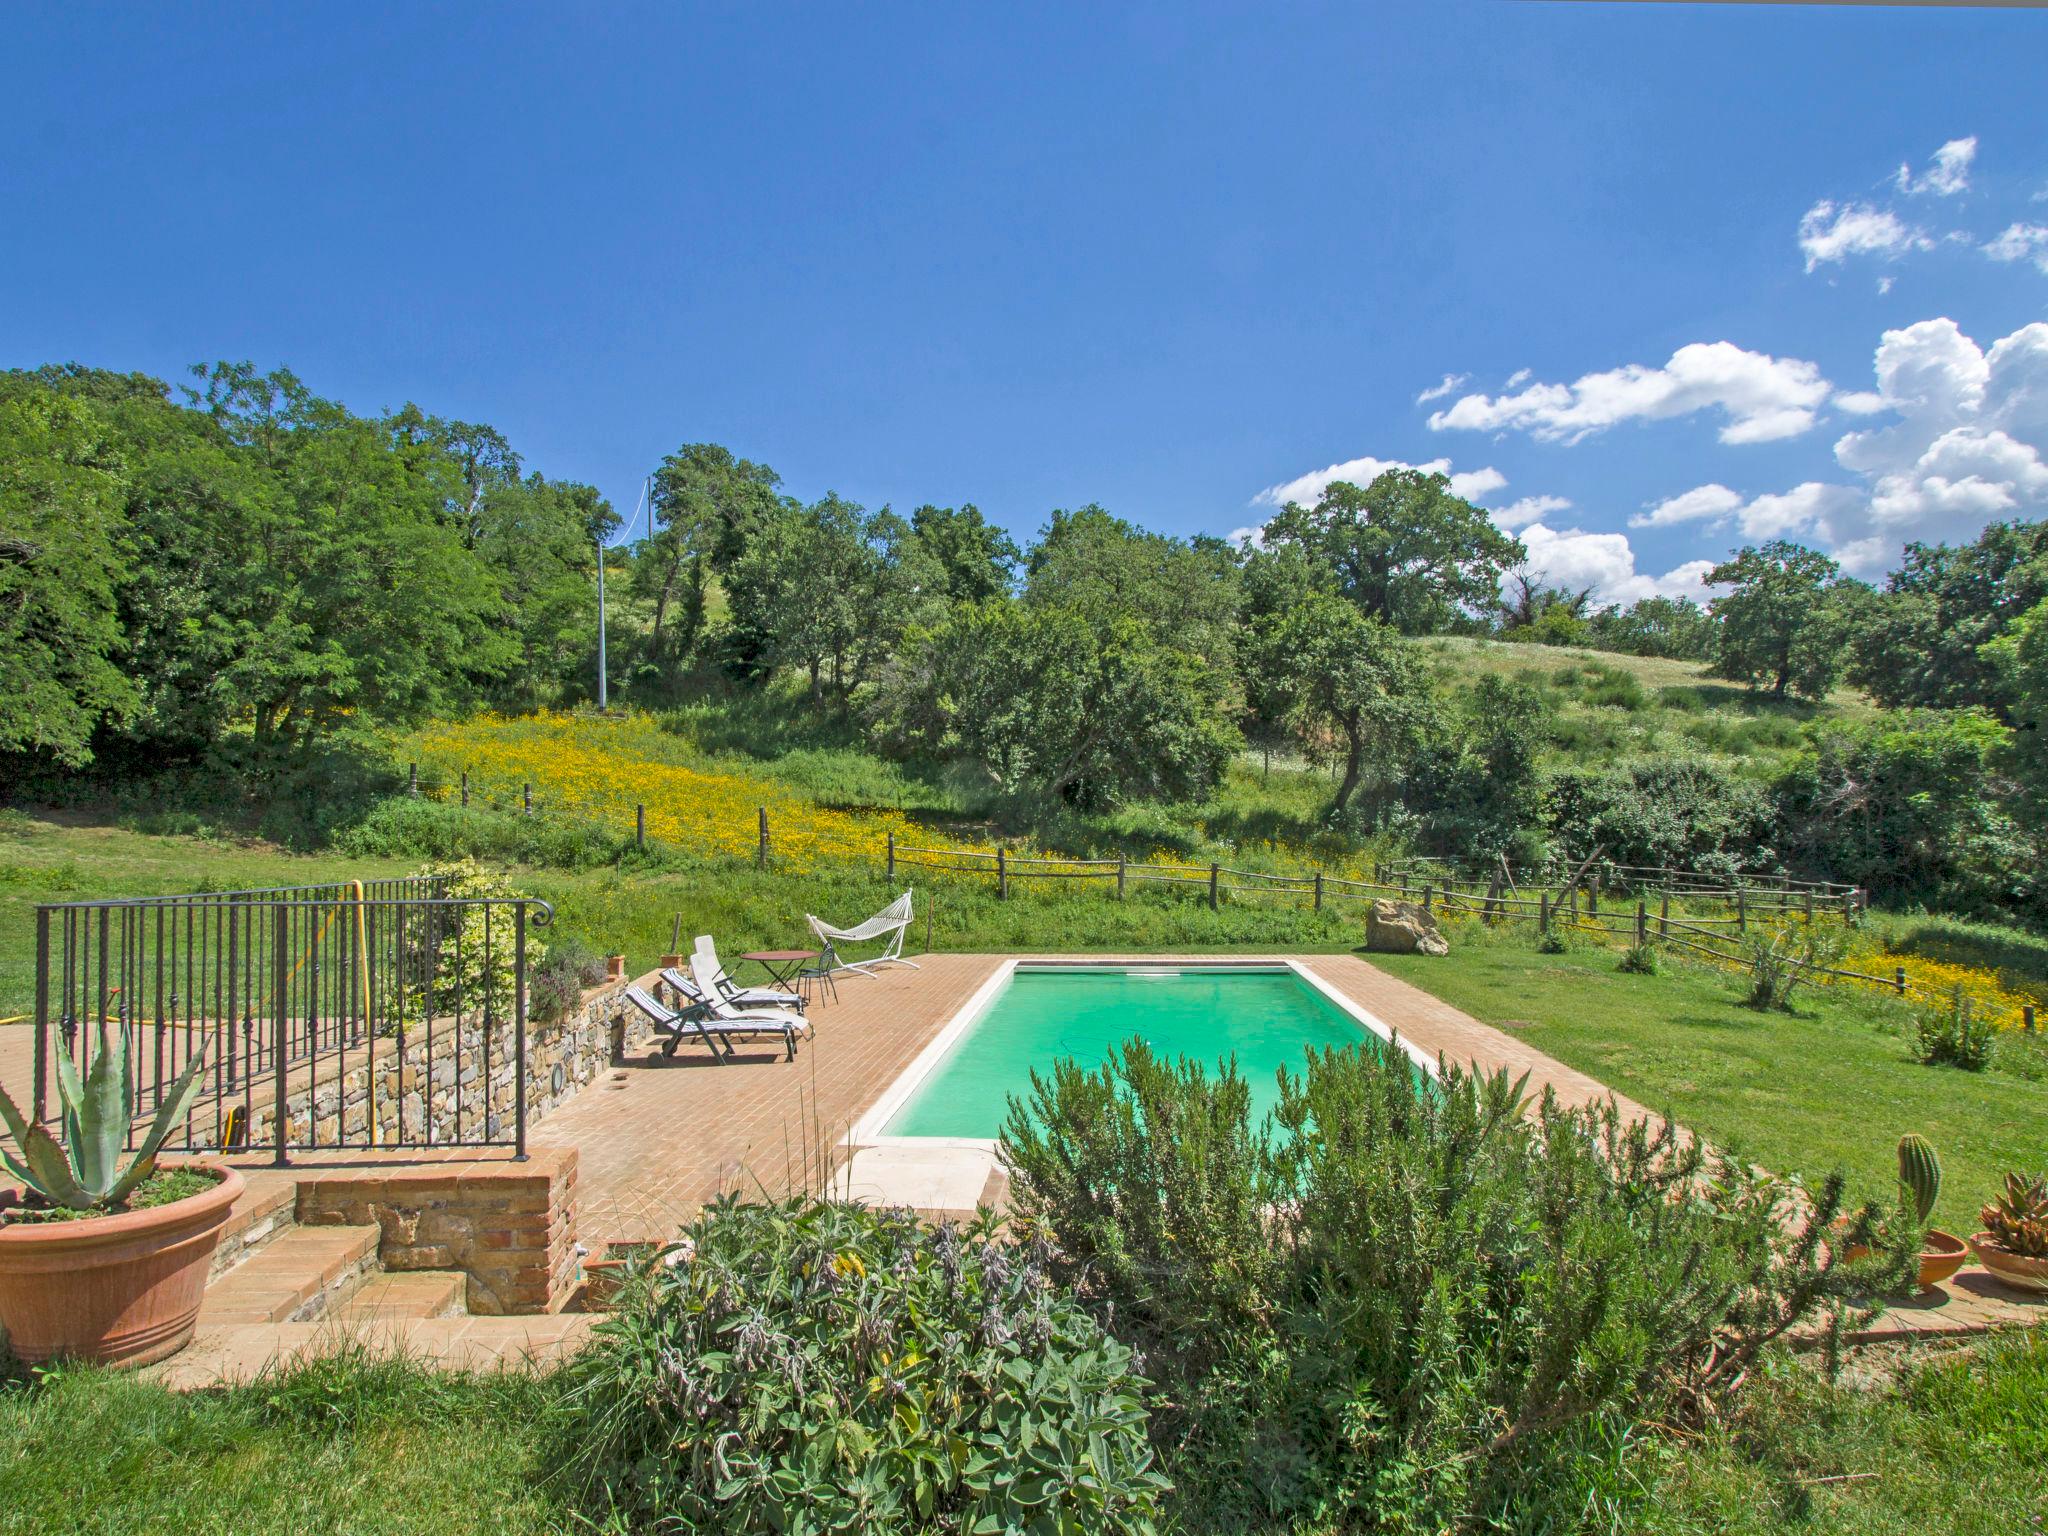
[691,934,805,1013]
[805,889,918,978]
[623,985,805,1062]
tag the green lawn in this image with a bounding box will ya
[3,1333,2041,1534]
[1372,926,2048,1234]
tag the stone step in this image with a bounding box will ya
[198,1224,381,1325]
[333,1269,465,1322]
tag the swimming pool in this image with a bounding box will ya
[854,960,1433,1147]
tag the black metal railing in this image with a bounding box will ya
[30,878,552,1162]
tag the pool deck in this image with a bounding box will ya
[536,952,1660,1256]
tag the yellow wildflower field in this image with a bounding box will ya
[397,712,932,873]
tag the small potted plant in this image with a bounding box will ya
[1897,1133,1969,1291]
[1971,1171,2048,1294]
[0,1031,238,1366]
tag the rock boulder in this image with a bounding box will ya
[1365,898,1450,957]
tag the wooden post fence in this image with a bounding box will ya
[1314,871,1324,912]
[1804,889,1814,925]
[997,848,1008,900]
[635,804,645,851]
[1736,888,1746,932]
[1209,862,1220,911]
[1539,892,1550,934]
[1894,966,1907,995]
[523,782,532,817]
[1116,853,1126,901]
[460,771,469,807]
[886,830,896,882]
[408,762,418,796]
[758,807,769,869]
[1659,892,1669,937]
[1635,900,1647,947]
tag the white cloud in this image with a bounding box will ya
[1252,453,1506,509]
[1415,372,1468,403]
[1631,483,1742,529]
[1984,222,2048,275]
[1504,368,1532,389]
[1491,494,1571,531]
[1516,522,1720,606]
[1798,200,1932,272]
[1896,136,1977,197]
[1627,480,1860,541]
[1877,274,1896,295]
[1678,318,2048,576]
[1427,342,1831,446]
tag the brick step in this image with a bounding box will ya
[150,1314,596,1390]
[333,1269,465,1322]
[206,1175,297,1278]
[199,1224,380,1325]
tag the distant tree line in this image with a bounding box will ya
[9,363,2048,919]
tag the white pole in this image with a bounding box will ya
[596,538,608,710]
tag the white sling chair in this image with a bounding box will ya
[806,889,918,977]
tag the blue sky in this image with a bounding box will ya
[5,3,2046,602]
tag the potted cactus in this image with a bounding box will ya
[0,1030,240,1366]
[1971,1172,2048,1294]
[1897,1133,1969,1290]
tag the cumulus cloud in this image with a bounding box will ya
[1252,453,1506,509]
[1674,318,2048,576]
[1798,200,1932,272]
[1490,494,1572,531]
[1516,521,1720,606]
[1631,484,1743,529]
[1984,222,2048,275]
[1504,368,1532,389]
[1415,372,1468,403]
[1426,342,1831,446]
[1896,137,1977,197]
[1627,481,1861,541]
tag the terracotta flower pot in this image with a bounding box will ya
[1971,1232,2048,1294]
[1917,1229,1970,1290]
[0,1160,243,1367]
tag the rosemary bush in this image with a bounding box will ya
[551,1196,1167,1534]
[1002,1039,1905,1532]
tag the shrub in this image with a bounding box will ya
[1618,942,1659,975]
[337,795,624,870]
[1002,1040,1901,1532]
[1536,928,1570,954]
[551,1197,1168,1534]
[1915,992,1996,1071]
[529,935,607,1024]
[1739,925,1846,1011]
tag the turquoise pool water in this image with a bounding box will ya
[880,965,1381,1139]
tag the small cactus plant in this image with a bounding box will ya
[1981,1172,2048,1259]
[1896,1133,1942,1226]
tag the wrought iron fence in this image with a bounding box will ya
[31,877,552,1162]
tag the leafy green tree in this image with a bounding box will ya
[877,598,1239,810]
[1245,591,1433,817]
[636,443,783,678]
[473,474,617,707]
[910,502,1019,602]
[1850,521,2048,713]
[1494,572,1593,645]
[1259,469,1524,634]
[1774,710,2024,913]
[1410,675,1548,859]
[1025,505,1239,662]
[726,496,947,703]
[1586,595,1718,660]
[0,389,139,764]
[1706,541,1860,701]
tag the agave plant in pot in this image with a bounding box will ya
[0,1030,238,1366]
[1971,1171,2048,1294]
